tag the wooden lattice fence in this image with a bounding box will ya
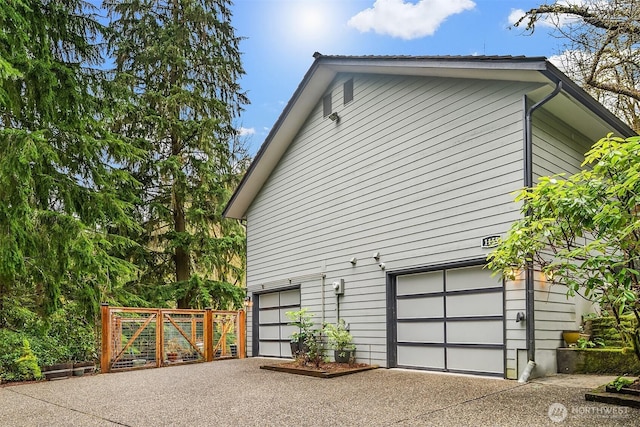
[100,305,245,373]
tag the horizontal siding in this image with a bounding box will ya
[534,278,578,356]
[505,279,526,378]
[531,113,591,374]
[246,73,539,367]
[532,108,592,179]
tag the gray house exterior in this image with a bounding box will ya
[224,54,635,379]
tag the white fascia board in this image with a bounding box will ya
[322,57,550,83]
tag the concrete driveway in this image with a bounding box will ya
[0,358,637,426]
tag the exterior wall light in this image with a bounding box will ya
[328,112,339,122]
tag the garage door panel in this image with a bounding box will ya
[397,297,443,318]
[397,346,445,369]
[281,324,298,338]
[259,293,280,308]
[259,325,280,340]
[447,347,504,374]
[259,309,280,324]
[398,322,444,343]
[446,293,502,317]
[280,289,300,306]
[259,341,281,357]
[397,272,443,295]
[280,342,292,358]
[279,308,293,322]
[446,267,500,291]
[447,320,503,345]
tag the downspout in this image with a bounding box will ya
[321,275,325,325]
[519,80,563,383]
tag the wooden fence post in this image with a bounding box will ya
[156,309,163,368]
[100,303,111,373]
[204,308,213,362]
[238,309,246,359]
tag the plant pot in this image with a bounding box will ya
[42,362,73,380]
[230,344,238,358]
[334,349,355,364]
[167,352,178,362]
[72,367,85,376]
[562,330,580,347]
[290,339,308,357]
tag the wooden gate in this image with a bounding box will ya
[100,305,246,373]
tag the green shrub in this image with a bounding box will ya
[16,339,42,380]
[0,333,45,381]
[0,302,97,381]
[48,304,97,362]
[0,329,28,382]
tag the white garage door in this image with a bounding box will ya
[395,265,504,377]
[257,288,300,358]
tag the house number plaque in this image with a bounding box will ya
[481,235,501,248]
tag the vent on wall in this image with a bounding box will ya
[344,78,353,105]
[323,93,332,117]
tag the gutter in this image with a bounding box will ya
[520,80,562,382]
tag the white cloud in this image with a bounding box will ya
[508,9,531,27]
[348,0,476,40]
[238,127,256,136]
[548,53,569,71]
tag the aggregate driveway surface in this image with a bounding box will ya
[1,358,638,426]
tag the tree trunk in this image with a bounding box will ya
[172,0,190,308]
[174,189,191,308]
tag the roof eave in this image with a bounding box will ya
[540,63,636,138]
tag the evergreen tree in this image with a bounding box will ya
[0,0,141,328]
[105,0,249,309]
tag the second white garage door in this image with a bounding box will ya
[394,265,505,377]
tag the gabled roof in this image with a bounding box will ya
[224,54,636,219]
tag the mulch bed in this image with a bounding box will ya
[260,361,377,378]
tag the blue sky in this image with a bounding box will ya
[232,0,567,154]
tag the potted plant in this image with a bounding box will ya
[562,330,581,347]
[324,319,356,364]
[165,338,183,362]
[285,308,315,357]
